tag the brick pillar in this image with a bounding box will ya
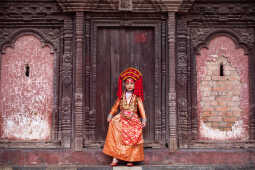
[74,11,84,151]
[168,12,178,152]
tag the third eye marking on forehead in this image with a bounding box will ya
[125,78,135,83]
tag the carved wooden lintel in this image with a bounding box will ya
[56,0,186,12]
[119,0,133,11]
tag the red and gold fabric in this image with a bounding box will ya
[103,93,146,162]
[120,112,143,146]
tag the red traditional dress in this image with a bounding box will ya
[103,67,146,162]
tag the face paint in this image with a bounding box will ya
[125,78,135,92]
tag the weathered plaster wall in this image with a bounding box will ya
[0,35,54,141]
[197,36,249,140]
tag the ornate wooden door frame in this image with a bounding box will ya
[81,13,169,149]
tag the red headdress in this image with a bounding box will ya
[117,67,144,101]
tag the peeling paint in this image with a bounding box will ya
[200,120,248,140]
[2,112,50,140]
[0,35,53,140]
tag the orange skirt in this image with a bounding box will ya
[103,114,144,162]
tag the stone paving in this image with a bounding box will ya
[0,165,254,170]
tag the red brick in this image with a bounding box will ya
[201,111,212,117]
[215,107,227,114]
[201,76,212,81]
[201,116,209,122]
[211,121,221,128]
[232,96,240,101]
[216,96,232,101]
[218,101,228,106]
[223,117,238,123]
[201,107,214,112]
[224,127,232,131]
[207,116,223,122]
[223,112,233,117]
[228,75,240,81]
[232,111,241,117]
[217,121,228,127]
[232,90,241,95]
[231,107,241,112]
[210,101,218,106]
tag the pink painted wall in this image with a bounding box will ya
[196,35,249,141]
[0,35,54,141]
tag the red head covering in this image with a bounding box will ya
[117,67,144,101]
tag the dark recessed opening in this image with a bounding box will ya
[220,63,224,76]
[25,64,30,77]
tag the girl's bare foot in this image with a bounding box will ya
[126,162,133,166]
[110,158,118,166]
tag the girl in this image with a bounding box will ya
[103,67,147,166]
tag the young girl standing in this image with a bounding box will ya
[103,67,147,166]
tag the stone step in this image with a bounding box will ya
[1,165,254,170]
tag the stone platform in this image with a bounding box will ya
[0,165,254,170]
[1,149,255,170]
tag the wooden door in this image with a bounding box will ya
[84,17,168,148]
[96,28,155,142]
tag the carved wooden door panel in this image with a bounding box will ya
[84,17,168,148]
[96,28,155,142]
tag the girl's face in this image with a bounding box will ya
[125,78,135,92]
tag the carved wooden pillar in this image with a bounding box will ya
[61,17,73,148]
[74,11,84,151]
[168,12,178,152]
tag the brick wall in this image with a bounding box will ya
[0,35,54,140]
[197,36,249,140]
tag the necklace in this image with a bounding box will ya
[125,91,133,105]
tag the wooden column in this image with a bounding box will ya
[74,11,84,151]
[61,17,73,148]
[168,12,178,152]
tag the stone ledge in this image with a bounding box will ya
[1,165,254,170]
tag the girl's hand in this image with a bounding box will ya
[142,118,147,127]
[107,114,113,122]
